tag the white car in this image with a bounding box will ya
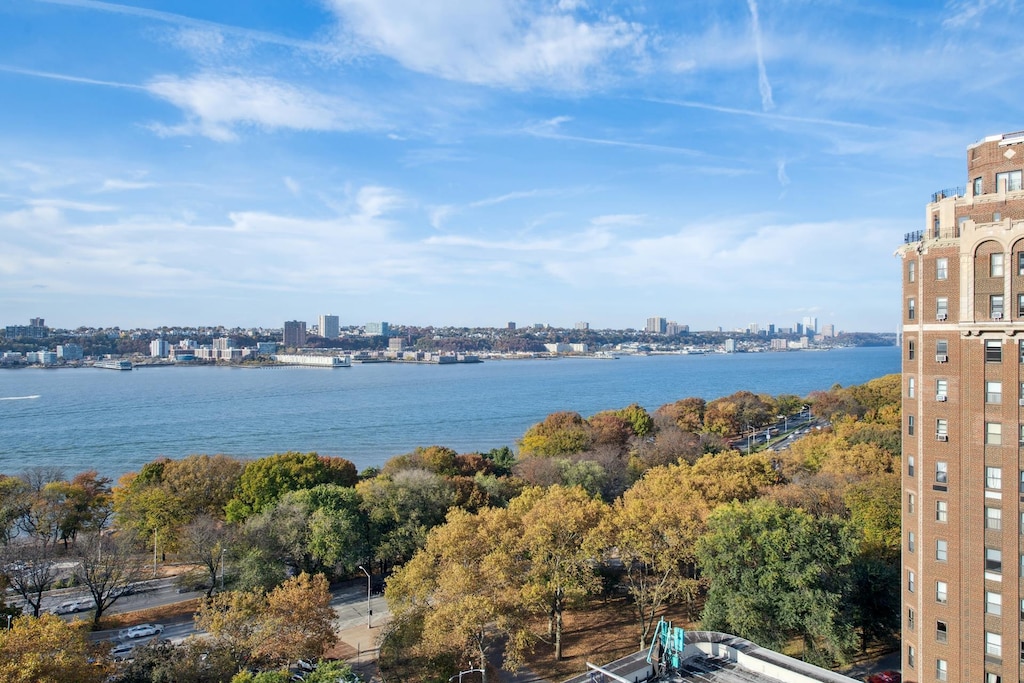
[118,623,165,640]
[110,641,137,661]
[51,599,96,615]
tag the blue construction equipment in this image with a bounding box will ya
[645,617,686,671]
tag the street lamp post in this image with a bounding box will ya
[450,662,486,683]
[359,565,371,628]
[6,614,11,630]
[778,414,788,432]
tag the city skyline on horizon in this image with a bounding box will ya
[2,1,1022,333]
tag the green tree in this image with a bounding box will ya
[696,499,858,667]
[357,469,455,569]
[225,452,357,522]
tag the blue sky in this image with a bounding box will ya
[1,0,1021,332]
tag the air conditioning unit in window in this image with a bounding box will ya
[935,354,948,363]
[1018,398,1024,406]
[936,434,948,442]
[993,312,1004,320]
[936,313,947,321]
[937,394,948,402]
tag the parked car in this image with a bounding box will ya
[110,642,137,661]
[118,623,165,640]
[866,672,901,683]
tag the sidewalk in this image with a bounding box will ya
[333,621,383,682]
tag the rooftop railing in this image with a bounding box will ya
[905,230,924,244]
[931,187,964,203]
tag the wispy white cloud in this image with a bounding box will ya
[942,0,1014,27]
[524,116,703,156]
[776,160,790,187]
[144,73,382,141]
[97,179,158,192]
[33,0,343,58]
[324,0,645,89]
[746,0,774,111]
[283,177,302,197]
[27,198,116,212]
[0,65,142,90]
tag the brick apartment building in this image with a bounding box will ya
[900,131,1024,683]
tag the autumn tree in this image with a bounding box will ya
[1,542,60,617]
[518,411,594,457]
[386,506,530,681]
[603,463,707,649]
[654,397,706,433]
[196,572,336,669]
[513,485,608,661]
[113,638,238,683]
[0,613,108,683]
[696,499,858,667]
[74,531,146,628]
[178,514,234,598]
[703,391,775,436]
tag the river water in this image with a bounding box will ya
[0,347,900,480]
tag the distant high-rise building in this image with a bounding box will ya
[5,318,48,339]
[283,320,307,348]
[318,314,339,339]
[57,343,83,360]
[724,338,736,353]
[575,321,590,330]
[899,130,1024,682]
[646,317,667,334]
[802,316,819,334]
[29,317,44,328]
[666,321,688,336]
[213,337,231,351]
[150,339,170,358]
[821,324,835,337]
[365,321,390,336]
[507,322,516,331]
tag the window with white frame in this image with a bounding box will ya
[908,607,915,631]
[908,492,915,513]
[935,461,947,483]
[936,499,947,522]
[909,339,915,360]
[936,539,947,562]
[909,455,915,477]
[908,645,915,668]
[936,257,947,279]
[974,176,983,195]
[986,506,1002,530]
[908,297,916,320]
[908,415,915,435]
[936,378,948,399]
[987,466,1003,489]
[936,580,948,603]
[987,422,1003,445]
[996,170,1022,192]
[936,298,948,319]
[936,339,948,355]
[936,620,948,643]
[986,591,1002,615]
[908,570,915,593]
[986,631,1002,657]
[936,659,947,682]
[908,260,916,282]
[987,673,1001,683]
[1019,293,1024,317]
[987,381,1003,404]
[936,418,947,438]
[986,547,1002,573]
[908,376,915,398]
[908,531,915,552]
[992,294,1005,318]
[992,252,1006,277]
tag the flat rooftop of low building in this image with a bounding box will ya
[560,630,861,683]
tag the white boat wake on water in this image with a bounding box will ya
[0,395,41,401]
